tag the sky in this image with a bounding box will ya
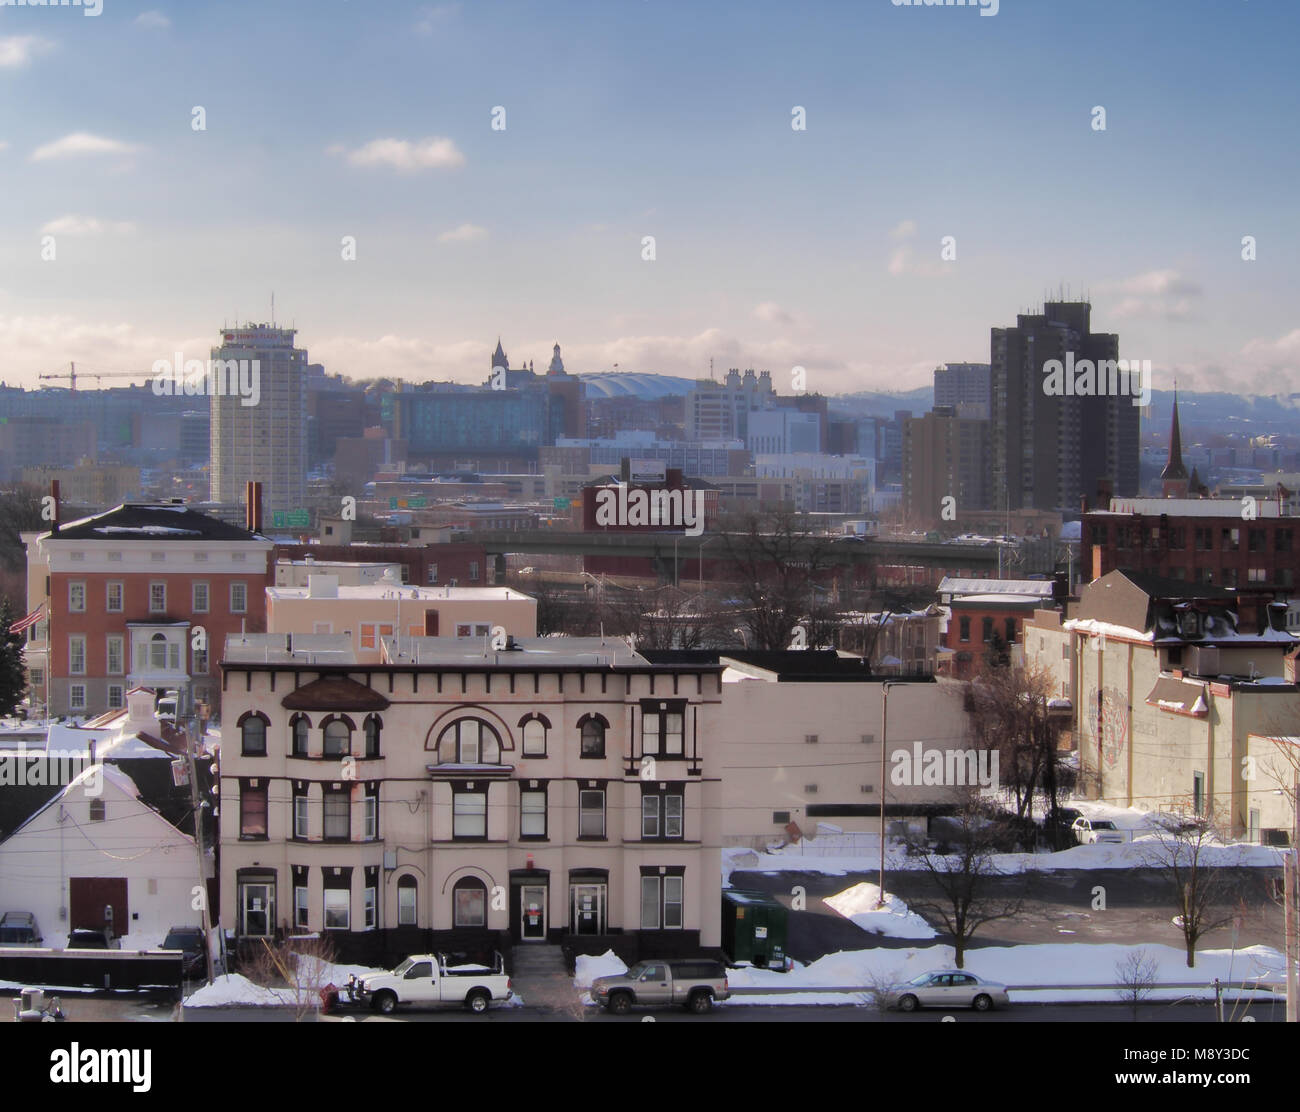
[0,0,1297,397]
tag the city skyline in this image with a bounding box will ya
[1,1,1297,395]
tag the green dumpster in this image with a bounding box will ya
[721,889,787,968]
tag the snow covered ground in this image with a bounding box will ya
[183,955,385,1007]
[567,942,1282,1007]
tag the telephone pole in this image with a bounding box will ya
[185,716,216,985]
[1288,773,1299,1022]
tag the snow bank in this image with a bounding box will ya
[183,973,302,1007]
[724,943,1285,1005]
[824,882,937,939]
[573,950,627,988]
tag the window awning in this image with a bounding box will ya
[1146,676,1209,717]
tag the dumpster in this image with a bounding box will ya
[721,890,787,968]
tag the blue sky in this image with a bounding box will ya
[1,0,1297,396]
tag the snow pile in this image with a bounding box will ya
[183,973,303,1007]
[823,882,937,940]
[573,950,627,988]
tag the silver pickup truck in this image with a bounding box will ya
[591,958,729,1014]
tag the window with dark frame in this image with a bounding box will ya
[641,786,684,840]
[520,787,547,838]
[580,717,606,757]
[364,716,381,758]
[397,875,417,926]
[453,877,487,927]
[453,790,487,839]
[323,787,350,841]
[640,702,685,757]
[292,715,310,757]
[241,715,267,757]
[323,719,350,758]
[579,789,605,838]
[240,782,268,839]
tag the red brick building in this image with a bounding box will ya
[22,501,274,720]
[942,593,1052,679]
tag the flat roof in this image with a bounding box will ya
[266,584,534,603]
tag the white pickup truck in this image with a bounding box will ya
[345,953,512,1015]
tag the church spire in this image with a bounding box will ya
[492,337,508,371]
[1160,386,1189,496]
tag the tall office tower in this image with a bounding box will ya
[933,362,991,419]
[902,406,991,528]
[990,301,1139,512]
[686,368,774,441]
[209,323,308,518]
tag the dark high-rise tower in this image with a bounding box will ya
[990,300,1140,512]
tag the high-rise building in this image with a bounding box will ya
[209,323,308,517]
[933,362,991,419]
[990,301,1139,512]
[902,407,991,528]
[686,368,774,441]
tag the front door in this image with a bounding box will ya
[69,877,129,937]
[521,885,547,940]
[571,884,606,935]
[240,882,275,937]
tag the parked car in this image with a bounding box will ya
[345,952,512,1015]
[65,928,121,950]
[1044,806,1084,847]
[0,912,43,947]
[160,926,208,978]
[591,958,730,1015]
[886,970,1009,1012]
[1071,817,1125,845]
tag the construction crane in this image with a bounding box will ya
[38,362,153,392]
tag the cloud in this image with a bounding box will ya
[30,132,139,162]
[437,223,487,243]
[329,137,465,171]
[891,219,917,240]
[1101,269,1204,322]
[0,141,8,153]
[753,302,793,325]
[134,10,171,28]
[41,215,136,237]
[0,35,54,68]
[0,314,202,385]
[415,3,460,34]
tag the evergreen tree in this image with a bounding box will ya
[0,597,28,717]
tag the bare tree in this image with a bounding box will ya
[906,794,1025,969]
[966,662,1071,845]
[1113,948,1159,1020]
[716,509,838,651]
[245,933,341,1021]
[1141,809,1241,968]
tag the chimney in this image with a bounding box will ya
[50,480,61,533]
[245,481,263,533]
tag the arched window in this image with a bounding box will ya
[579,714,607,759]
[323,717,351,758]
[452,876,487,928]
[364,715,382,759]
[519,713,550,758]
[290,714,310,757]
[150,632,168,671]
[239,712,268,757]
[397,874,418,926]
[437,719,501,765]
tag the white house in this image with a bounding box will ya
[0,761,207,949]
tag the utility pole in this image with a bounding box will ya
[877,680,901,907]
[1289,773,1299,1022]
[185,716,216,985]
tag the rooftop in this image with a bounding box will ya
[42,502,268,543]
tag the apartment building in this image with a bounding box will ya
[20,501,274,719]
[217,634,723,964]
[1023,569,1299,839]
[263,574,537,663]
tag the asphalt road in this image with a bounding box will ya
[164,999,1278,1022]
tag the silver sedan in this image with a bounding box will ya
[886,970,1010,1012]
